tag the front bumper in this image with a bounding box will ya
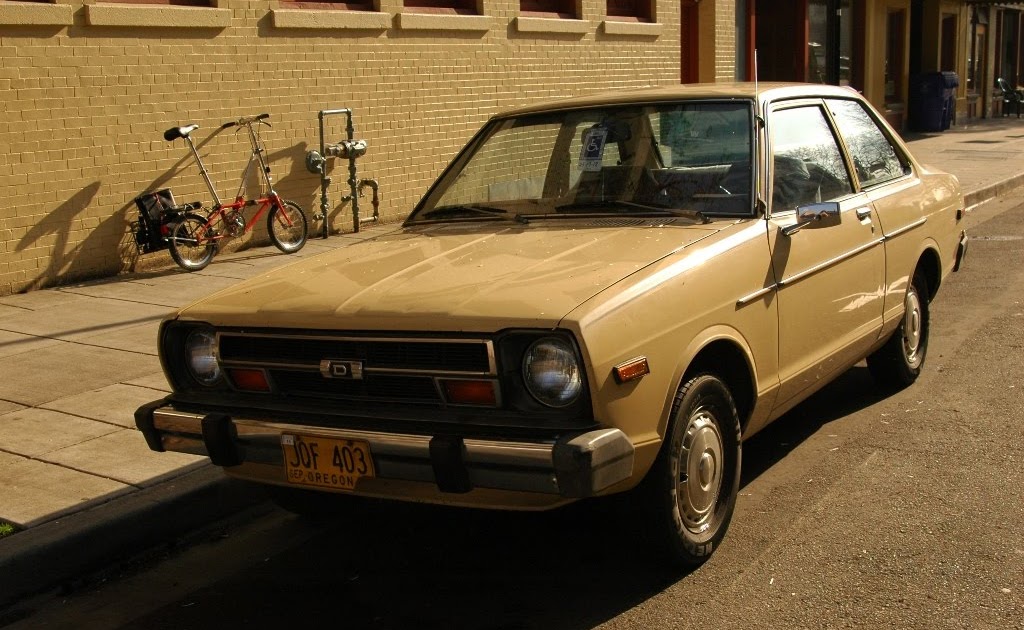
[135,401,635,500]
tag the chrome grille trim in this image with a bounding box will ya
[214,331,500,405]
[216,331,497,377]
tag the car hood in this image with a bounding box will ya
[176,220,721,332]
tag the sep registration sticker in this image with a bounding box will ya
[580,126,609,172]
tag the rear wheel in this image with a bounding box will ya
[168,212,216,271]
[867,269,930,388]
[641,373,741,568]
[268,200,308,253]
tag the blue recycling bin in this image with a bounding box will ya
[909,73,948,132]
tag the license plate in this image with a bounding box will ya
[281,434,375,491]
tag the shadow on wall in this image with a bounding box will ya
[15,129,326,293]
[13,181,122,292]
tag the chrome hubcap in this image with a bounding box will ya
[903,287,923,368]
[676,410,724,534]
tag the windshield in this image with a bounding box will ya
[407,101,755,224]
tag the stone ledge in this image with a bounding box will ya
[601,20,662,37]
[0,2,73,27]
[271,8,391,30]
[515,16,589,34]
[85,4,232,28]
[396,12,491,32]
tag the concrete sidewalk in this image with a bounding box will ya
[2,115,1024,609]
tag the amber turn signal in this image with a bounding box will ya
[613,357,649,383]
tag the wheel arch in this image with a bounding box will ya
[676,334,757,435]
[916,242,942,301]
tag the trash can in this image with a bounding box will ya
[909,72,948,132]
[940,71,959,130]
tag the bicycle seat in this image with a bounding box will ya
[163,124,200,142]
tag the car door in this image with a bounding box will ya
[766,99,886,409]
[825,97,919,325]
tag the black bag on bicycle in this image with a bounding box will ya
[132,189,183,253]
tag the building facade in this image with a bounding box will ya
[0,0,703,295]
[0,0,1012,294]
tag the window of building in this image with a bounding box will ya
[279,0,375,10]
[404,0,477,15]
[520,0,575,19]
[885,9,906,106]
[941,13,957,71]
[96,0,212,5]
[606,0,651,22]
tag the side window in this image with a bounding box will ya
[827,98,910,188]
[770,105,855,212]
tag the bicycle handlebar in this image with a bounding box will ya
[221,113,271,129]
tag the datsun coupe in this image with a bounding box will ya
[137,83,968,567]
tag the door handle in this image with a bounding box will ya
[856,207,872,220]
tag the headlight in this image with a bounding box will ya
[522,337,583,408]
[185,328,221,386]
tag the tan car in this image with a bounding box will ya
[137,83,968,567]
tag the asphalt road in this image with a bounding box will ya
[4,196,1023,630]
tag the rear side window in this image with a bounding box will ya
[827,99,910,188]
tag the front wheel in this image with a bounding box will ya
[168,212,216,271]
[640,373,742,568]
[268,200,308,253]
[867,269,930,388]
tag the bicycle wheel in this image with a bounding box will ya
[169,212,216,271]
[267,200,308,254]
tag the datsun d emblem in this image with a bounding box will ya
[319,359,364,380]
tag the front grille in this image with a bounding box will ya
[217,332,496,406]
[219,333,491,372]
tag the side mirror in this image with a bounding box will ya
[784,201,840,236]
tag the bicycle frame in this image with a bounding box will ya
[180,116,278,210]
[198,195,281,242]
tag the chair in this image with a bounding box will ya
[997,78,1022,118]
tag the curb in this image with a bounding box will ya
[963,172,1024,210]
[0,465,266,610]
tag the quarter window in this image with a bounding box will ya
[770,105,854,212]
[827,99,909,188]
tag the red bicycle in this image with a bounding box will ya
[162,113,308,271]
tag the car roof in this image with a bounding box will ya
[496,82,864,118]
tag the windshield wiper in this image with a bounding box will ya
[418,204,510,220]
[555,200,707,223]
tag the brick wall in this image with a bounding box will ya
[0,0,681,295]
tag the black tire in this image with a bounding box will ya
[867,269,930,388]
[641,373,742,568]
[168,212,216,271]
[267,200,308,253]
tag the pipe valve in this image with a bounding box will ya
[305,140,368,174]
[326,139,367,159]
